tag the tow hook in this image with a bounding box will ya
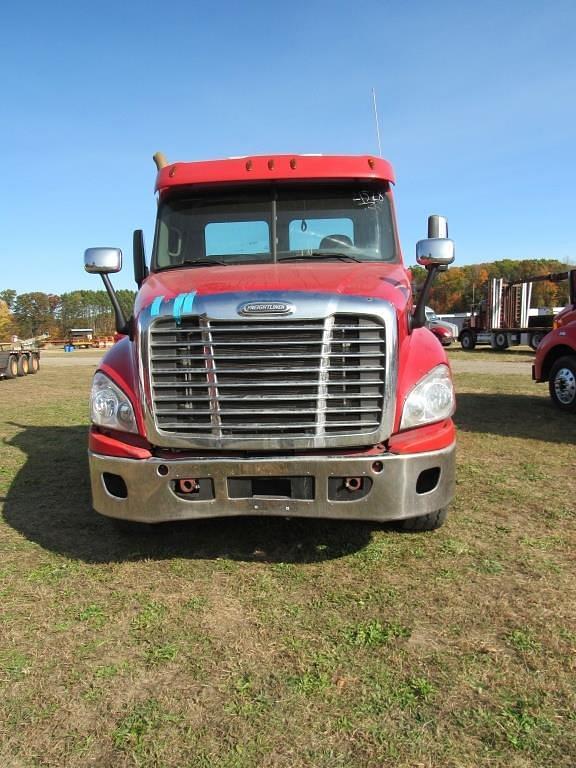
[344,477,362,492]
[177,478,200,494]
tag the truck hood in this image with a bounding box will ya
[135,262,412,316]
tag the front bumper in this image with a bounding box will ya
[88,441,456,524]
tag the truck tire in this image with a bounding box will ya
[17,355,29,376]
[491,332,509,351]
[549,356,576,412]
[6,355,18,379]
[29,354,40,374]
[397,508,448,532]
[529,332,545,350]
[460,330,476,351]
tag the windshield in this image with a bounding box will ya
[152,183,398,270]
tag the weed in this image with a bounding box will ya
[112,698,179,757]
[145,642,178,665]
[94,663,124,679]
[345,619,411,647]
[287,669,330,696]
[506,628,542,653]
[131,600,166,632]
[440,538,470,556]
[0,650,31,680]
[184,595,208,611]
[76,603,106,627]
[27,561,79,582]
[477,558,504,574]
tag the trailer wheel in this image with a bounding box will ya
[529,332,545,350]
[29,354,40,374]
[396,508,448,532]
[492,332,509,351]
[6,355,19,378]
[549,356,576,413]
[17,355,29,376]
[460,330,476,351]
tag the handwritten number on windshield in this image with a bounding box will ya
[353,191,385,207]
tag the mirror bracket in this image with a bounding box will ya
[99,273,131,336]
[411,264,441,330]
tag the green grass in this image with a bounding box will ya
[0,357,575,766]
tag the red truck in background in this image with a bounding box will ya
[533,269,576,411]
[83,153,456,531]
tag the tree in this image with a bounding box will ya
[13,292,54,337]
[0,300,13,339]
[0,289,16,311]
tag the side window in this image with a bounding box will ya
[205,221,270,256]
[288,218,354,251]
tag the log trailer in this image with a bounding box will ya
[459,271,575,351]
[0,334,46,379]
[83,152,457,531]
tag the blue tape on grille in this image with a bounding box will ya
[182,291,196,315]
[150,296,164,317]
[173,293,187,320]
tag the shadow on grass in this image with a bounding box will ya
[3,424,376,564]
[455,392,576,443]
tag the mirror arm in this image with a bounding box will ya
[411,264,441,331]
[100,273,130,335]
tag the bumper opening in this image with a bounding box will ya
[172,478,215,500]
[416,467,440,494]
[328,476,373,501]
[228,476,314,500]
[103,472,128,499]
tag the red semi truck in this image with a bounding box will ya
[533,270,576,411]
[83,153,456,531]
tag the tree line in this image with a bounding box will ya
[410,258,572,314]
[0,289,136,340]
[0,258,573,340]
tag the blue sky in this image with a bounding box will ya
[1,0,575,294]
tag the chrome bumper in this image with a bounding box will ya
[88,442,456,524]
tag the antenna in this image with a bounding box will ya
[372,88,382,157]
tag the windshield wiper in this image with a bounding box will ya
[161,258,229,270]
[277,251,362,263]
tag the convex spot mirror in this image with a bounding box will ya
[84,248,122,274]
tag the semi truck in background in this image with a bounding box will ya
[459,271,574,351]
[83,152,457,531]
[533,270,576,411]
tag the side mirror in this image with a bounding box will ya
[84,247,122,274]
[411,215,455,330]
[83,247,128,334]
[416,214,455,267]
[416,238,455,267]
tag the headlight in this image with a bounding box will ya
[90,371,137,433]
[400,364,455,431]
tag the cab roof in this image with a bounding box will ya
[154,154,395,195]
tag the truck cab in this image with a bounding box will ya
[533,269,576,411]
[84,154,456,530]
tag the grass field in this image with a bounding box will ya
[0,357,575,767]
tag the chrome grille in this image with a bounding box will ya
[149,314,386,440]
